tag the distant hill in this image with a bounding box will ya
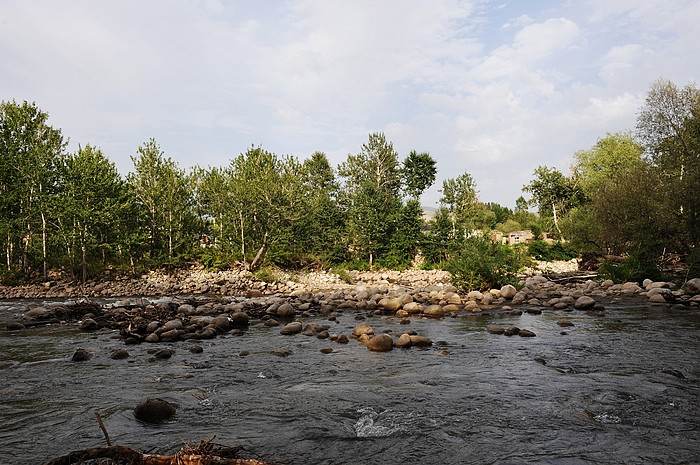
[422,206,437,222]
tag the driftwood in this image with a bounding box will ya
[41,437,273,465]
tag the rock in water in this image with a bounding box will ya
[574,296,596,310]
[366,334,393,352]
[71,348,92,362]
[134,397,176,423]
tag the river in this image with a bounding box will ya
[1,299,698,465]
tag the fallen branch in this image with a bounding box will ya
[41,439,273,465]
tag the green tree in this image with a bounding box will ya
[573,132,646,192]
[0,100,65,278]
[128,139,195,264]
[58,145,125,281]
[339,132,402,266]
[637,78,700,249]
[402,150,437,200]
[439,172,482,240]
[522,166,585,239]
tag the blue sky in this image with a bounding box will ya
[1,0,698,207]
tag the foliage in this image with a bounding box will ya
[253,265,286,283]
[598,250,664,283]
[528,240,578,261]
[443,236,524,291]
[402,150,437,200]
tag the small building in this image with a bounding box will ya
[504,230,535,246]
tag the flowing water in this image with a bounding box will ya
[1,299,699,465]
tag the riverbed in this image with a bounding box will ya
[1,300,698,465]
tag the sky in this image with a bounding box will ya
[1,0,698,208]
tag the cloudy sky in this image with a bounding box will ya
[2,0,698,207]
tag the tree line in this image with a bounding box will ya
[1,78,697,288]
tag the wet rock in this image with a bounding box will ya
[519,329,536,337]
[352,322,374,338]
[423,304,445,318]
[154,349,174,360]
[134,397,176,423]
[71,348,92,362]
[380,297,402,312]
[527,307,542,315]
[409,335,432,347]
[487,325,505,334]
[177,304,195,315]
[146,321,161,333]
[159,329,181,342]
[403,302,422,314]
[336,334,349,344]
[6,322,25,331]
[574,296,596,310]
[272,349,293,357]
[320,348,334,354]
[24,307,53,320]
[162,319,183,331]
[211,316,230,332]
[276,303,295,317]
[649,294,667,303]
[280,321,302,335]
[503,326,520,336]
[366,334,393,352]
[80,318,98,331]
[189,345,203,354]
[230,311,249,327]
[557,319,574,327]
[110,349,129,360]
[0,361,12,369]
[264,318,280,327]
[145,333,160,343]
[395,333,412,348]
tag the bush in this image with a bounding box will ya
[528,240,579,261]
[443,236,525,291]
[253,266,286,283]
[598,251,663,283]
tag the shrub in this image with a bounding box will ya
[443,236,525,291]
[528,240,579,261]
[598,251,663,283]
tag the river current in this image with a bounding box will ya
[1,299,698,465]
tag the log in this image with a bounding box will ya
[41,444,273,465]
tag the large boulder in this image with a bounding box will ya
[134,398,176,423]
[423,304,445,318]
[280,321,303,335]
[395,333,412,348]
[366,334,393,352]
[500,285,517,300]
[276,303,295,317]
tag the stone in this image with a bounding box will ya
[380,298,402,312]
[134,397,176,423]
[177,304,195,315]
[402,302,422,314]
[154,348,174,360]
[336,334,349,344]
[352,322,374,337]
[466,290,483,301]
[487,325,505,334]
[503,326,520,336]
[500,284,517,299]
[189,345,203,354]
[681,278,700,295]
[519,329,536,337]
[230,311,249,327]
[277,303,295,317]
[211,316,230,331]
[71,348,92,362]
[649,294,667,303]
[110,349,129,360]
[557,319,574,327]
[423,304,445,318]
[6,322,25,331]
[146,321,161,333]
[280,321,303,335]
[162,319,183,331]
[160,329,181,342]
[409,335,432,347]
[264,318,279,327]
[366,334,393,352]
[320,348,333,354]
[79,318,98,331]
[574,296,596,310]
[145,333,160,343]
[395,333,412,348]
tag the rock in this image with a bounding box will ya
[503,326,520,336]
[645,281,669,291]
[649,294,667,303]
[79,318,98,331]
[681,278,700,295]
[162,319,183,331]
[160,329,181,342]
[574,296,596,310]
[189,345,203,354]
[366,334,393,352]
[0,361,12,369]
[320,348,333,354]
[145,333,160,343]
[280,321,303,335]
[500,284,517,300]
[525,275,548,287]
[110,349,129,360]
[24,307,53,320]
[466,290,483,301]
[487,325,505,335]
[380,298,402,312]
[409,335,432,347]
[71,348,92,362]
[6,322,25,331]
[402,302,422,314]
[177,304,195,315]
[146,321,161,333]
[277,303,295,317]
[443,304,460,313]
[154,349,174,360]
[264,318,280,327]
[336,334,349,344]
[519,329,536,337]
[230,312,249,327]
[211,316,230,331]
[395,333,412,348]
[134,397,176,423]
[557,319,574,327]
[423,304,445,318]
[352,322,374,338]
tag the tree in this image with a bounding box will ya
[58,145,125,282]
[522,166,585,239]
[439,172,482,240]
[339,132,402,266]
[0,100,65,277]
[127,139,194,264]
[402,150,437,200]
[637,78,700,249]
[573,132,646,193]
